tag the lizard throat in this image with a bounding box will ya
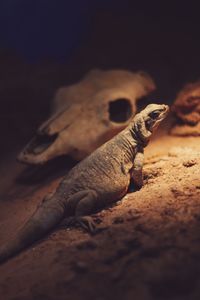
[129,126,149,147]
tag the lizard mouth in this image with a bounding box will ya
[148,106,169,131]
[156,106,169,121]
[159,106,169,119]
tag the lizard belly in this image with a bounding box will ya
[94,172,130,204]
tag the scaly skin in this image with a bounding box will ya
[0,104,169,263]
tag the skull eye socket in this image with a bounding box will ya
[109,98,132,123]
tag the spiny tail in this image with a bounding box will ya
[0,194,66,264]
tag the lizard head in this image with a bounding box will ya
[143,103,169,132]
[131,103,169,144]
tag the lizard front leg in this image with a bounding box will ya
[62,190,99,233]
[131,151,144,189]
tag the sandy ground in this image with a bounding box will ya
[0,130,200,300]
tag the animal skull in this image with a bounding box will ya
[18,69,155,164]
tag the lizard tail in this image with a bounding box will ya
[0,194,66,264]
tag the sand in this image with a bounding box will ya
[0,130,200,300]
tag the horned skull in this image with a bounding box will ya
[18,69,155,164]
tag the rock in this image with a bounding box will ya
[171,81,200,136]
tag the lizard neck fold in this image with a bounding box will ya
[129,123,150,148]
[119,129,138,163]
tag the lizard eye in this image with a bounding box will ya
[149,110,160,119]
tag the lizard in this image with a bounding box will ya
[0,103,169,263]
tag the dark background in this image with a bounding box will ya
[0,0,200,158]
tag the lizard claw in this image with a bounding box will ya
[61,216,96,234]
[77,216,96,233]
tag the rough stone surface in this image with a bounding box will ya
[171,81,200,136]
